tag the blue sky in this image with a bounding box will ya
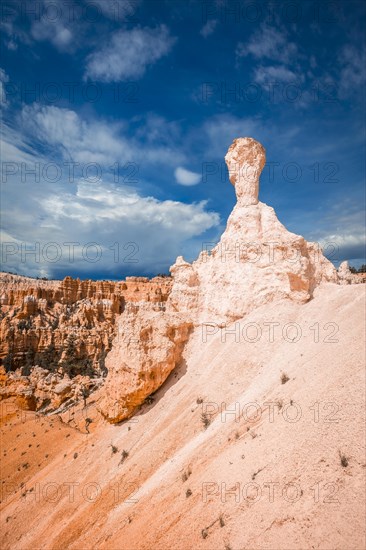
[0,0,365,279]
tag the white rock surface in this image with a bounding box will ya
[101,137,339,421]
[169,137,338,324]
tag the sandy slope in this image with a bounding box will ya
[0,282,365,550]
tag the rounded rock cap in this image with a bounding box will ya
[225,137,266,205]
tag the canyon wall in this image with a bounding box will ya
[1,138,364,423]
[99,138,341,423]
[0,273,172,411]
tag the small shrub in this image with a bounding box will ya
[182,467,192,482]
[201,529,208,539]
[201,413,211,429]
[196,397,203,404]
[339,451,348,467]
[186,488,192,498]
[281,373,290,384]
[119,450,129,465]
[73,453,78,459]
[110,444,118,455]
[219,515,225,527]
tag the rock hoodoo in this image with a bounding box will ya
[100,137,338,422]
[168,137,337,324]
[225,137,265,205]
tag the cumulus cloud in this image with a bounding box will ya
[1,175,220,278]
[85,25,176,82]
[174,167,201,186]
[236,23,298,65]
[29,0,76,51]
[235,21,307,89]
[31,21,72,50]
[1,107,220,278]
[88,0,141,21]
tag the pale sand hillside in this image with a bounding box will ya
[1,282,365,550]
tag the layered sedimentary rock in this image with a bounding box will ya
[99,303,191,422]
[0,273,172,411]
[1,138,362,422]
[99,137,338,422]
[0,365,100,412]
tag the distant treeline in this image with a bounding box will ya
[350,265,366,273]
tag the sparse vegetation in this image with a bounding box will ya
[339,451,349,467]
[201,413,211,429]
[85,418,92,433]
[276,399,283,410]
[119,450,129,465]
[281,372,290,384]
[251,467,263,480]
[182,467,192,482]
[350,264,366,273]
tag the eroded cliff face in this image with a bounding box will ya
[99,137,339,423]
[99,303,191,422]
[0,273,172,412]
[168,137,338,325]
[1,138,361,423]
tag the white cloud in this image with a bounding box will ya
[236,23,298,65]
[31,21,72,49]
[1,173,220,278]
[19,104,185,167]
[338,44,366,98]
[1,108,220,278]
[85,25,176,82]
[88,0,141,21]
[30,0,75,51]
[20,104,131,165]
[200,19,218,38]
[175,167,201,186]
[253,65,302,84]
